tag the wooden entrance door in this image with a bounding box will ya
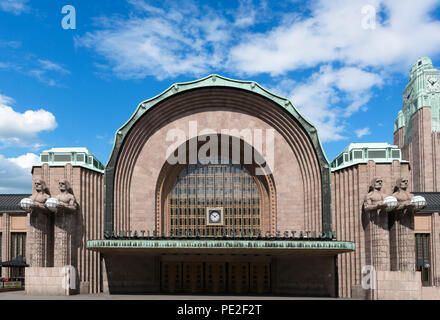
[182,262,204,293]
[228,262,249,294]
[161,261,182,293]
[250,262,271,294]
[205,262,226,294]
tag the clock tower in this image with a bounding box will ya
[394,57,440,192]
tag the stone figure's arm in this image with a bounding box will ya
[66,197,78,211]
[364,196,387,212]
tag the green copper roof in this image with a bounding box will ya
[331,143,406,171]
[38,147,104,173]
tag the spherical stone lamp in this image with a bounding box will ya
[384,196,398,212]
[45,198,59,212]
[20,198,34,211]
[411,195,427,211]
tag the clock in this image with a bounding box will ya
[427,75,439,92]
[206,207,224,226]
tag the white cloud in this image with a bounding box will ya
[0,93,57,146]
[75,0,440,142]
[75,0,254,80]
[0,153,38,193]
[270,66,383,141]
[228,0,440,75]
[355,127,371,138]
[0,0,29,15]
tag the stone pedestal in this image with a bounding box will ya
[25,267,77,296]
[365,210,390,271]
[390,210,416,271]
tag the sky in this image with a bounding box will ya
[0,0,440,193]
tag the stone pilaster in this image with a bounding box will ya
[365,209,390,271]
[1,213,11,278]
[54,211,76,267]
[28,210,51,267]
[390,209,416,271]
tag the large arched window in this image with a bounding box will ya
[169,160,261,237]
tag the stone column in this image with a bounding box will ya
[28,210,51,267]
[1,213,11,278]
[54,211,76,267]
[390,210,416,271]
[365,209,390,271]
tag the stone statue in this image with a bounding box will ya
[363,177,390,271]
[364,177,388,213]
[392,177,415,211]
[390,177,416,271]
[54,179,78,268]
[20,179,52,267]
[29,179,51,211]
[55,179,78,212]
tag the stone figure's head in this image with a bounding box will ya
[394,177,409,192]
[369,177,383,192]
[59,179,73,194]
[34,179,50,196]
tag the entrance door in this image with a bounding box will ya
[415,233,431,286]
[250,262,271,294]
[160,260,270,295]
[161,262,182,293]
[182,262,204,293]
[228,262,249,294]
[205,262,226,294]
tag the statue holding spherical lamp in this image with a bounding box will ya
[362,177,392,271]
[19,179,52,267]
[52,179,78,267]
[389,177,426,271]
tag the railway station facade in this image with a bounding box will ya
[1,57,440,298]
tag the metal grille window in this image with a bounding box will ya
[169,162,261,237]
[11,233,26,259]
[367,150,386,159]
[415,233,431,285]
[76,154,85,162]
[391,150,401,159]
[54,154,71,162]
[353,150,363,159]
[40,155,49,162]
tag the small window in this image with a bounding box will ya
[392,150,401,159]
[40,155,49,162]
[418,61,422,66]
[54,154,71,162]
[76,154,85,162]
[353,150,363,159]
[368,150,387,159]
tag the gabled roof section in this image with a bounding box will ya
[0,194,30,213]
[106,74,330,167]
[413,192,440,212]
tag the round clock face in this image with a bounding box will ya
[209,211,220,223]
[427,76,439,92]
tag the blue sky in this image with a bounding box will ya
[1,0,440,193]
